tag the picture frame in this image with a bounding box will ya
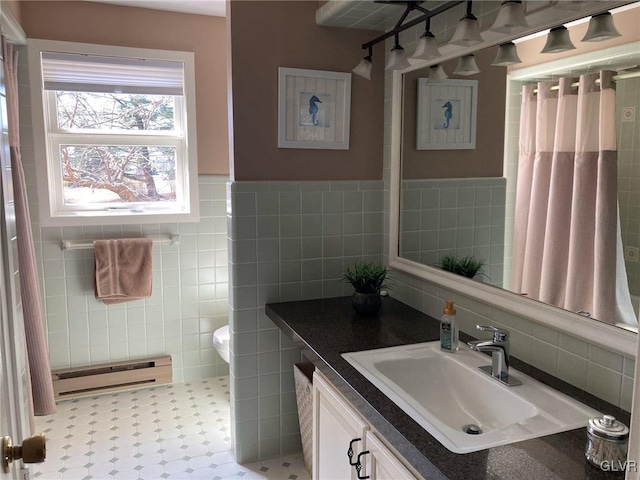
[416,78,478,150]
[278,67,351,150]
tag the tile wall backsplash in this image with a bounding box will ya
[228,180,384,463]
[18,46,229,383]
[401,178,506,287]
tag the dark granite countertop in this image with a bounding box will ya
[266,296,631,480]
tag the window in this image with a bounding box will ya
[28,40,199,226]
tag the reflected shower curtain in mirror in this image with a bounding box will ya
[512,71,637,326]
[2,37,56,426]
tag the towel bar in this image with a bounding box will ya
[60,234,179,251]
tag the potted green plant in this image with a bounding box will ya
[343,262,390,316]
[437,254,486,279]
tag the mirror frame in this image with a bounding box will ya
[388,26,638,357]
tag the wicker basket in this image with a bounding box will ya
[294,362,315,474]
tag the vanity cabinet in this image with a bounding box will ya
[312,370,368,480]
[312,370,417,480]
[364,430,417,480]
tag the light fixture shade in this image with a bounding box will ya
[450,16,484,47]
[491,42,522,66]
[490,1,528,34]
[385,45,411,71]
[410,32,441,60]
[581,12,621,42]
[541,26,576,54]
[428,64,448,82]
[453,54,481,76]
[352,56,372,80]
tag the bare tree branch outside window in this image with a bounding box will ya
[56,92,178,205]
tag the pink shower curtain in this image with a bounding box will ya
[2,37,56,422]
[512,71,618,324]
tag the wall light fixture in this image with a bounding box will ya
[581,12,621,42]
[453,54,481,75]
[490,1,528,34]
[491,42,522,66]
[541,26,576,54]
[450,1,484,47]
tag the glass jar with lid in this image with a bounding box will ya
[585,414,629,471]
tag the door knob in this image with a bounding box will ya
[2,434,46,473]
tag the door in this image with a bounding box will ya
[313,371,368,480]
[0,34,30,480]
[0,254,20,480]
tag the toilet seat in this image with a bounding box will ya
[213,325,230,363]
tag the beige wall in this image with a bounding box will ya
[5,0,21,24]
[228,1,384,181]
[511,6,640,71]
[402,47,506,179]
[19,1,229,175]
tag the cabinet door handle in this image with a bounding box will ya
[347,438,362,466]
[355,451,371,480]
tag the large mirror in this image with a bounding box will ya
[390,1,640,356]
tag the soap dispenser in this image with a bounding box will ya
[440,300,458,352]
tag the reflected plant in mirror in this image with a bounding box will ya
[437,254,485,280]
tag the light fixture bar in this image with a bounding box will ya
[360,1,463,51]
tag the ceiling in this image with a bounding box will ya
[84,0,226,17]
[316,0,435,31]
[315,0,635,32]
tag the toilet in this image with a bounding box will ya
[213,325,230,363]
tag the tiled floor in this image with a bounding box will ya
[33,377,310,480]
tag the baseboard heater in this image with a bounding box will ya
[51,355,172,399]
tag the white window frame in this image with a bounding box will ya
[28,39,199,226]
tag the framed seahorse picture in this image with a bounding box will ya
[416,79,477,150]
[278,67,351,149]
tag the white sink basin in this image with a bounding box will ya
[342,341,599,453]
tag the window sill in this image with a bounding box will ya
[40,209,200,227]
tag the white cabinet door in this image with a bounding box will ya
[313,371,369,480]
[364,431,417,480]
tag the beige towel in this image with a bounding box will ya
[94,238,153,304]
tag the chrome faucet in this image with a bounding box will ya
[467,325,521,387]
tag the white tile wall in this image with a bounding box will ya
[17,47,229,383]
[34,177,230,383]
[228,180,384,464]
